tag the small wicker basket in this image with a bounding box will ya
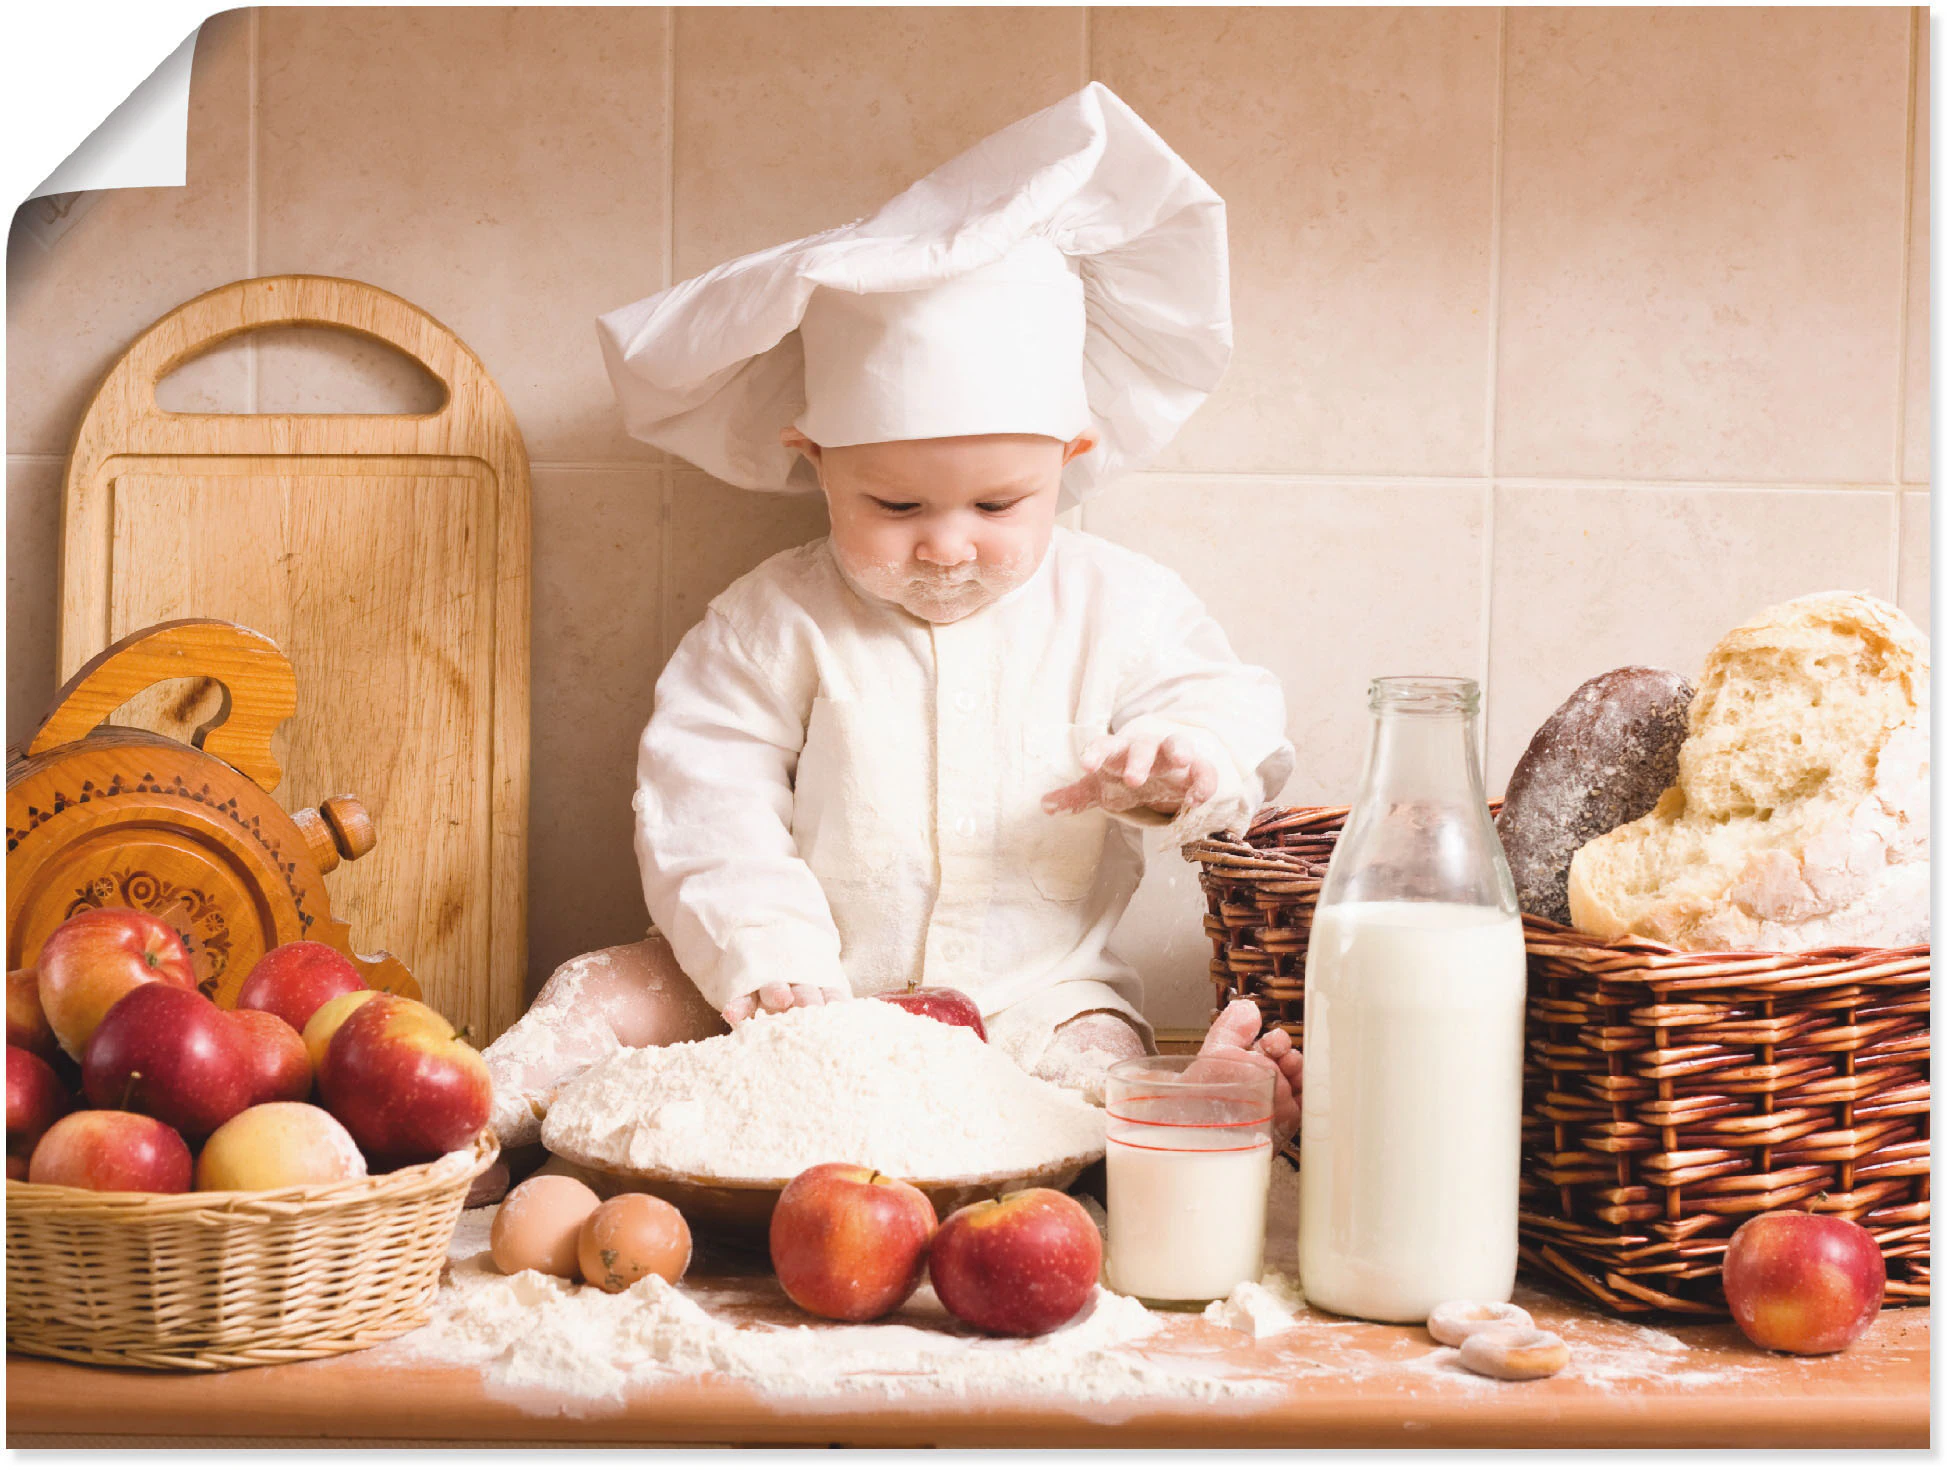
[5,1130,497,1370]
[1187,807,1931,1319]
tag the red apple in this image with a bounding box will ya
[769,1163,938,1321]
[196,1102,366,1191]
[1723,1211,1886,1354]
[302,989,382,1074]
[81,983,254,1138]
[873,987,987,1041]
[27,1109,192,1193]
[232,1008,313,1104]
[318,994,491,1166]
[36,907,197,1060]
[7,968,56,1057]
[930,1188,1101,1336]
[236,941,366,1033]
[7,1045,68,1155]
[7,1155,27,1181]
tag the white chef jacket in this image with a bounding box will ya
[633,527,1295,1070]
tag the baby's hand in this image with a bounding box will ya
[1196,998,1303,1144]
[721,982,849,1025]
[1041,731,1218,819]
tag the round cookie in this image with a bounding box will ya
[1458,1324,1572,1381]
[1427,1299,1534,1347]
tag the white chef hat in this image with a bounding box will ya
[596,82,1229,509]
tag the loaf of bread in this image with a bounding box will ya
[1496,668,1694,924]
[1567,591,1929,951]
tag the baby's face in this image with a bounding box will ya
[807,434,1080,623]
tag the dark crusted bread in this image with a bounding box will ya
[1495,667,1693,924]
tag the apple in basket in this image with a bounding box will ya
[7,1044,69,1157]
[237,940,367,1033]
[769,1163,938,1322]
[28,1109,192,1193]
[7,968,57,1058]
[302,989,383,1073]
[929,1188,1101,1336]
[872,987,987,1040]
[1722,1211,1887,1354]
[196,1102,367,1191]
[317,994,491,1167]
[81,983,255,1138]
[231,1009,313,1104]
[36,907,197,1060]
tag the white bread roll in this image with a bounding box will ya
[1566,591,1929,951]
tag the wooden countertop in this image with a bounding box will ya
[7,1276,1928,1449]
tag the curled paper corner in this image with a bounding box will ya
[15,20,201,251]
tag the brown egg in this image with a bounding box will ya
[577,1192,692,1292]
[490,1174,601,1278]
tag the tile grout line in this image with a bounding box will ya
[530,459,667,473]
[10,444,1901,497]
[1889,6,1921,595]
[1477,6,1510,769]
[69,450,1889,494]
[659,464,674,669]
[1082,11,1098,541]
[1893,4,1920,489]
[1137,471,1911,493]
[659,10,675,669]
[246,6,260,414]
[1077,10,1090,540]
[663,5,676,292]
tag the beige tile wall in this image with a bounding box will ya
[7,7,1931,1031]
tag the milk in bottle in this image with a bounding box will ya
[1296,677,1528,1322]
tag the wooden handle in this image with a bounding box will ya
[291,795,377,875]
[28,619,297,793]
[117,275,481,429]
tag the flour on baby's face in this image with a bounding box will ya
[836,545,1044,623]
[812,434,1071,623]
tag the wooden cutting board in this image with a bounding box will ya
[56,275,529,1042]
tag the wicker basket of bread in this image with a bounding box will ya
[1187,592,1930,1318]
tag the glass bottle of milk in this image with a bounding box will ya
[1297,676,1527,1323]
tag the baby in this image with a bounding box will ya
[485,82,1302,1160]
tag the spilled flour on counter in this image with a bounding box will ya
[542,1000,1105,1180]
[388,1209,1277,1412]
[1203,1270,1306,1337]
[391,1152,1755,1412]
[1371,1315,1757,1397]
[1195,1162,1756,1396]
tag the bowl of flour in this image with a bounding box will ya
[540,1001,1107,1241]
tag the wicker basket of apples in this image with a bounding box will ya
[5,912,497,1370]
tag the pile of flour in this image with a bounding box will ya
[1203,1270,1306,1337]
[541,1000,1106,1179]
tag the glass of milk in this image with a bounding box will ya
[1104,1055,1275,1307]
[1298,676,1528,1323]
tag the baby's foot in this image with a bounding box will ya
[482,1001,623,1149]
